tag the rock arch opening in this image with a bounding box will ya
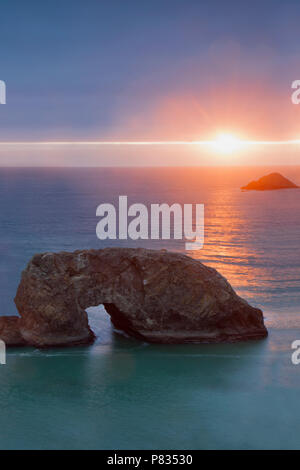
[86,303,137,343]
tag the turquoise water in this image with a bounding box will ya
[1,167,300,449]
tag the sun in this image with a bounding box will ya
[212,133,241,154]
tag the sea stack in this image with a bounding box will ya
[241,172,299,191]
[1,248,269,347]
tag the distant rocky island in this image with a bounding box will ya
[241,172,299,191]
[0,248,268,347]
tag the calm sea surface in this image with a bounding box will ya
[0,166,300,449]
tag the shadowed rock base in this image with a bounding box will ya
[0,316,26,346]
[1,248,267,347]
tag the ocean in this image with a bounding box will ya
[0,166,300,449]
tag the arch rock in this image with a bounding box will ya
[2,248,267,347]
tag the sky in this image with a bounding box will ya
[1,0,300,165]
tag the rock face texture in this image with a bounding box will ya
[2,248,268,347]
[241,172,299,191]
[0,316,26,346]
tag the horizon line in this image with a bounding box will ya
[0,140,300,145]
